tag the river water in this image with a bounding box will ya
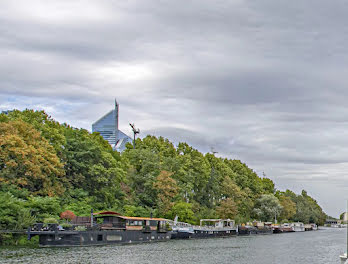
[0,228,346,264]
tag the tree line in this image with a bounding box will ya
[0,110,327,243]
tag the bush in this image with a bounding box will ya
[74,226,86,231]
[60,210,76,221]
[60,223,72,228]
[43,217,58,224]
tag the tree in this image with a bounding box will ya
[123,147,160,208]
[253,194,282,222]
[0,110,329,239]
[175,144,211,205]
[27,196,61,221]
[169,202,194,223]
[60,210,76,221]
[153,171,178,216]
[216,198,238,219]
[278,195,296,221]
[221,176,243,201]
[340,212,345,220]
[261,178,275,194]
[63,128,126,208]
[0,120,64,196]
[4,109,66,156]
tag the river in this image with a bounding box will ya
[0,228,346,264]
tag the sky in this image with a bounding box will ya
[1,0,348,217]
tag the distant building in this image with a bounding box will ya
[325,218,338,225]
[92,100,132,152]
[1,110,13,115]
[342,212,348,222]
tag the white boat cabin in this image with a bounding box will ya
[199,219,235,229]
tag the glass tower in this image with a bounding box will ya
[92,100,132,152]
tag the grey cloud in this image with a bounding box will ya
[1,0,348,217]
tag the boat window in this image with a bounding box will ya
[158,221,167,229]
[106,235,122,241]
[97,234,103,241]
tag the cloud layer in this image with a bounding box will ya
[1,0,348,217]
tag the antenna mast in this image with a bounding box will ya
[129,123,140,149]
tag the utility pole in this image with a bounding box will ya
[274,211,277,224]
[129,123,140,149]
[209,147,218,207]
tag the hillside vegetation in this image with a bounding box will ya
[0,110,326,244]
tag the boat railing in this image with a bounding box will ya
[192,225,236,231]
[157,227,168,233]
[30,222,126,232]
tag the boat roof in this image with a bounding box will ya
[92,211,168,221]
[200,219,234,222]
[93,211,121,216]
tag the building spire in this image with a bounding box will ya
[115,98,119,138]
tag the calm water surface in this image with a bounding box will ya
[0,228,346,264]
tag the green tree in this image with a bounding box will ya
[123,147,160,208]
[153,171,179,216]
[63,128,125,208]
[253,194,282,222]
[278,195,296,221]
[216,198,238,219]
[169,202,194,223]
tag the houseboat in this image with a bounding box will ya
[27,211,172,247]
[304,224,313,231]
[170,221,194,239]
[272,224,283,233]
[169,216,195,239]
[280,223,295,232]
[310,223,318,230]
[192,219,237,238]
[291,222,305,232]
[238,222,273,235]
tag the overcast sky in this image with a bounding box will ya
[1,0,348,217]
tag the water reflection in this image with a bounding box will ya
[0,228,345,264]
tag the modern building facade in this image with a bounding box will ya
[92,100,132,152]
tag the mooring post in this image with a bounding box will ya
[343,200,348,259]
[91,209,94,227]
[27,227,31,240]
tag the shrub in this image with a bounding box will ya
[60,210,76,221]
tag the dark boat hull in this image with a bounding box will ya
[192,228,237,238]
[171,231,194,239]
[29,230,171,247]
[272,227,283,233]
[238,226,273,235]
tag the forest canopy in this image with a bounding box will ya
[0,110,327,236]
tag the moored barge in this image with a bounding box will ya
[170,219,194,239]
[192,219,237,238]
[238,222,273,235]
[28,211,171,247]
